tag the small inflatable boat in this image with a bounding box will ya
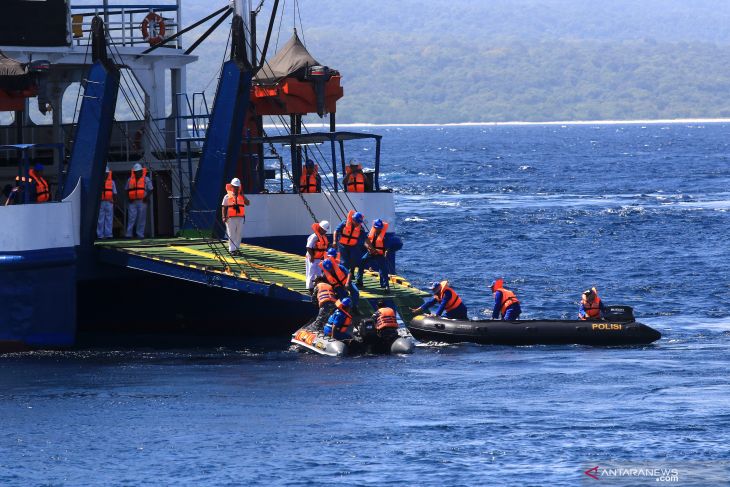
[291,320,416,357]
[408,306,661,346]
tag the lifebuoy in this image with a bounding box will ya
[140,12,166,46]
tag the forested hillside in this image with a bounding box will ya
[183,0,730,122]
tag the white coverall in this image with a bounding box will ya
[96,180,116,239]
[305,232,324,290]
[222,193,245,252]
[125,176,153,238]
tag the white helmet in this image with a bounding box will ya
[319,220,330,232]
[105,165,111,173]
[132,163,143,171]
[231,177,241,187]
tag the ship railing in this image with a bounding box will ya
[69,2,181,48]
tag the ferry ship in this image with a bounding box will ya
[0,0,425,350]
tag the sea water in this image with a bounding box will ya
[1,124,729,485]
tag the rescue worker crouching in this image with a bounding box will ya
[412,280,468,320]
[323,297,353,340]
[333,209,366,279]
[320,258,360,311]
[97,166,116,239]
[490,278,521,321]
[310,276,338,330]
[357,218,391,290]
[305,220,330,292]
[579,287,606,320]
[299,159,321,193]
[221,177,250,255]
[125,163,153,239]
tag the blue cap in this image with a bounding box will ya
[341,297,352,308]
[326,248,338,257]
[353,212,364,223]
[33,163,44,171]
[430,281,441,292]
[322,259,333,270]
[373,218,384,229]
[305,158,314,166]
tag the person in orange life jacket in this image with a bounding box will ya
[97,166,116,239]
[221,177,250,254]
[412,281,468,320]
[333,209,366,277]
[299,159,321,193]
[490,279,521,321]
[578,287,606,320]
[325,247,341,266]
[305,220,330,291]
[373,300,399,338]
[27,163,50,203]
[356,218,391,290]
[310,276,338,330]
[124,163,153,239]
[343,161,366,193]
[323,297,354,340]
[320,258,360,310]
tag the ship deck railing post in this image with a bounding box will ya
[374,137,381,191]
[330,132,338,192]
[338,140,346,191]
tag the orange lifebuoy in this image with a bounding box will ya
[140,12,166,46]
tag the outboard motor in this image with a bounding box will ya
[603,305,635,322]
[28,59,51,114]
[305,65,332,117]
[357,318,379,345]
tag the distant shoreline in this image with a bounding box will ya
[311,118,730,127]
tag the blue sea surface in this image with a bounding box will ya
[2,124,730,485]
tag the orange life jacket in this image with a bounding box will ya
[345,165,365,193]
[127,168,147,201]
[28,169,50,202]
[223,183,246,218]
[320,260,349,288]
[376,307,398,330]
[436,280,463,312]
[333,299,353,333]
[299,164,319,193]
[339,210,362,247]
[310,222,329,260]
[580,295,602,320]
[101,171,114,202]
[497,288,520,316]
[367,221,389,256]
[316,282,337,306]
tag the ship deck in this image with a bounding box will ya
[95,238,428,321]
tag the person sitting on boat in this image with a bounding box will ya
[311,276,338,330]
[578,287,606,320]
[125,163,153,239]
[373,300,399,337]
[323,297,354,340]
[333,209,366,276]
[299,159,321,193]
[305,220,330,292]
[411,280,468,320]
[97,166,116,239]
[356,218,391,289]
[28,164,50,203]
[490,279,521,321]
[343,161,366,193]
[221,177,250,255]
[320,258,360,310]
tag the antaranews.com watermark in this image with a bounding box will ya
[581,462,729,485]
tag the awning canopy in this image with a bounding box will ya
[244,131,382,146]
[254,32,321,84]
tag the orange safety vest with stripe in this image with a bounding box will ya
[319,261,349,288]
[376,307,398,330]
[223,183,246,218]
[28,169,50,202]
[316,282,337,307]
[299,164,319,193]
[333,299,353,334]
[127,168,147,201]
[345,164,365,193]
[367,221,389,256]
[339,210,362,247]
[580,295,602,320]
[497,288,520,316]
[436,280,463,312]
[101,171,114,202]
[310,222,329,260]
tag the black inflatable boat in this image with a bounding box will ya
[408,306,661,346]
[291,320,416,357]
